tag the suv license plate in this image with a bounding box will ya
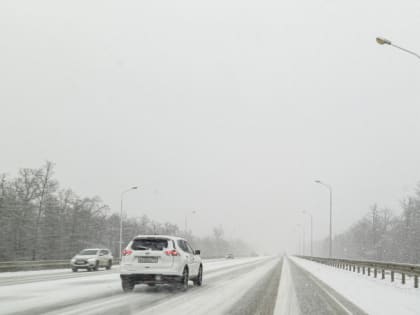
[138,257,158,263]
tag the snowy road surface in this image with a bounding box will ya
[285,258,366,315]
[0,257,282,315]
[289,256,420,315]
[2,256,420,315]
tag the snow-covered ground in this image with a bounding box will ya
[0,256,272,315]
[290,256,420,315]
[0,267,73,278]
[7,255,418,315]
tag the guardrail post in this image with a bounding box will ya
[298,256,420,289]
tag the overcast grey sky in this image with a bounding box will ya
[1,0,419,253]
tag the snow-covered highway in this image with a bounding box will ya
[2,256,420,315]
[0,257,282,315]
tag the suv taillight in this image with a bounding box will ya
[164,249,179,256]
[122,249,133,256]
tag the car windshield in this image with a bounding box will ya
[132,239,169,251]
[79,250,98,256]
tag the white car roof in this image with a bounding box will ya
[132,235,186,241]
[81,248,108,251]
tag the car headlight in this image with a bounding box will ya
[71,258,76,262]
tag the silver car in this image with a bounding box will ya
[70,248,113,272]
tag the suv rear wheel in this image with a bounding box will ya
[106,260,112,270]
[193,265,203,286]
[179,267,189,291]
[122,279,134,292]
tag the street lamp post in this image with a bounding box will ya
[294,225,301,255]
[296,226,301,255]
[184,210,197,234]
[302,210,313,256]
[119,186,138,260]
[315,180,333,258]
[296,224,305,255]
[376,37,420,60]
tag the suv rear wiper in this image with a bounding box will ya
[133,246,149,250]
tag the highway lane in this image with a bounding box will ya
[52,258,282,315]
[0,257,281,315]
[1,256,375,315]
[287,257,367,315]
[0,258,226,287]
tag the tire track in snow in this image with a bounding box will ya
[13,258,271,315]
[228,258,283,315]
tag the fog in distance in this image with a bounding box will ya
[1,0,419,254]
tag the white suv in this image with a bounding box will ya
[120,235,203,292]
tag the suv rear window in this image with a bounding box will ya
[131,238,169,251]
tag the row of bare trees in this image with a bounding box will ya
[0,162,253,261]
[315,184,420,264]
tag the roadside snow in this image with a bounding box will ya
[0,268,71,278]
[290,256,420,315]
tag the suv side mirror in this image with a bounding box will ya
[194,249,201,255]
[99,253,104,256]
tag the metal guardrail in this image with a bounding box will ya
[298,255,420,288]
[0,259,121,272]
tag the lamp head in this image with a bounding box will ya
[376,37,391,45]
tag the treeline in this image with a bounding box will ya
[315,184,420,264]
[0,162,253,261]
